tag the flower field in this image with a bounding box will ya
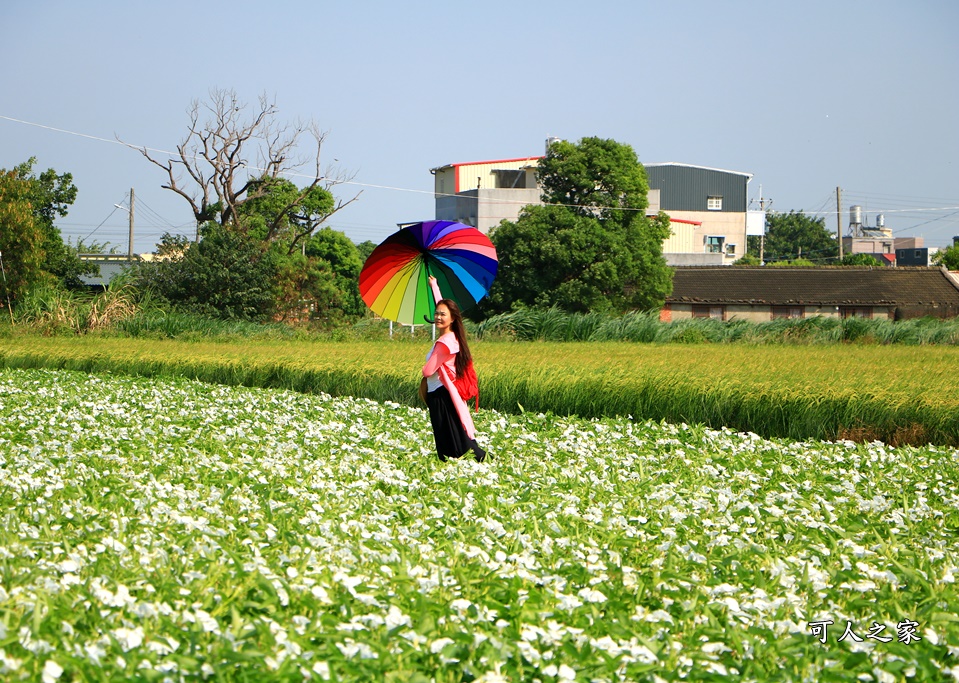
[0,368,957,682]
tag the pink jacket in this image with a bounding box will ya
[422,332,476,439]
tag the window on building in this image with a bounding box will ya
[691,304,725,320]
[840,307,873,319]
[725,243,737,256]
[493,169,528,189]
[706,236,724,254]
[707,196,723,211]
[771,306,804,320]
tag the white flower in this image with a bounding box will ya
[56,559,80,574]
[555,593,583,611]
[113,626,144,651]
[385,605,411,630]
[41,660,64,683]
[336,640,373,659]
[311,585,332,603]
[703,662,728,675]
[430,637,455,654]
[0,649,22,674]
[312,661,331,680]
[701,641,731,655]
[577,587,607,603]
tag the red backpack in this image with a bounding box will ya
[453,359,479,411]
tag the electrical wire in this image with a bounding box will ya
[79,204,121,243]
[6,112,959,245]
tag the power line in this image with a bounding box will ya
[6,112,959,230]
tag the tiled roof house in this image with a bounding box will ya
[662,266,959,321]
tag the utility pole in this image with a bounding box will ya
[752,186,771,264]
[836,186,843,260]
[759,194,766,265]
[128,187,135,260]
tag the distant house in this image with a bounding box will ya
[661,266,959,322]
[77,254,140,289]
[645,163,755,266]
[431,156,544,233]
[431,151,757,266]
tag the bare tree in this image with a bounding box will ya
[125,88,359,243]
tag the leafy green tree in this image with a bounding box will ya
[0,170,45,304]
[749,211,839,264]
[305,228,364,315]
[933,244,959,270]
[356,240,377,264]
[485,137,672,315]
[238,176,336,254]
[7,158,94,289]
[130,90,366,322]
[154,232,191,258]
[270,227,366,323]
[840,253,882,266]
[136,223,277,320]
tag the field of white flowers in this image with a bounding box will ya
[0,368,957,682]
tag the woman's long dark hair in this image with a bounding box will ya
[436,298,471,376]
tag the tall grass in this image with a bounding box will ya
[109,309,305,341]
[6,288,959,345]
[11,279,142,334]
[474,307,959,344]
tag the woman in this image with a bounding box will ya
[422,276,486,463]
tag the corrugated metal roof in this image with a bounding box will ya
[645,162,753,178]
[666,266,959,306]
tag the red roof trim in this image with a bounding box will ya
[668,218,703,226]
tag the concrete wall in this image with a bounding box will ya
[435,188,540,232]
[664,303,896,322]
[664,252,725,266]
[77,255,138,288]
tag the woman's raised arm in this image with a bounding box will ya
[428,275,442,304]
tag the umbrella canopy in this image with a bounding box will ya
[359,220,498,325]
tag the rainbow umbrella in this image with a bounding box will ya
[359,221,498,325]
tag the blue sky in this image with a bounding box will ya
[2,0,957,253]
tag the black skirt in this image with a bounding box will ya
[426,385,482,461]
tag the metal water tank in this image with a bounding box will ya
[850,205,863,227]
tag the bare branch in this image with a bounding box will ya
[128,87,360,245]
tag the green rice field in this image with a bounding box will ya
[0,367,957,681]
[1,337,958,446]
